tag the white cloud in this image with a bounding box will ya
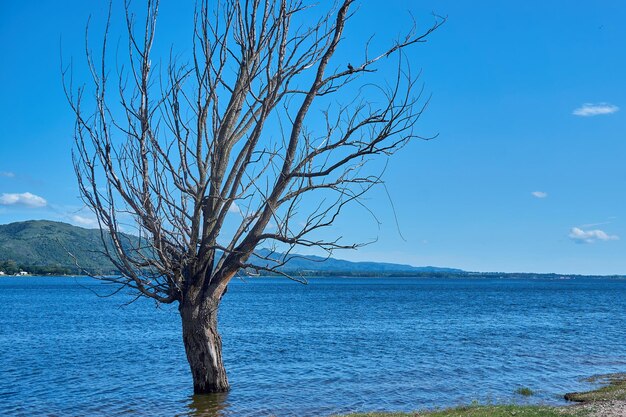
[531,191,548,198]
[573,103,619,117]
[228,203,241,214]
[71,214,99,228]
[0,192,47,208]
[568,227,619,244]
[0,171,15,178]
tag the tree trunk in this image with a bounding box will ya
[180,297,229,393]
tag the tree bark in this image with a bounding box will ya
[180,297,229,393]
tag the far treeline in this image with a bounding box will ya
[0,260,77,276]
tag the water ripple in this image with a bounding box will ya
[1,276,626,416]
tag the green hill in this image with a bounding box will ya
[0,220,118,275]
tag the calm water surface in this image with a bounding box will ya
[1,276,626,416]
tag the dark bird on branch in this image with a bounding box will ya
[347,63,354,72]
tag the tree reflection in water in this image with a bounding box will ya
[186,392,230,417]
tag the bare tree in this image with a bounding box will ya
[65,0,443,394]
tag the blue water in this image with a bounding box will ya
[1,276,626,416]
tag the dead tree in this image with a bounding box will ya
[65,0,443,394]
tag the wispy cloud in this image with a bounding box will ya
[573,103,619,117]
[0,192,47,208]
[531,191,547,198]
[580,221,612,228]
[568,227,619,244]
[71,214,99,228]
[0,171,15,178]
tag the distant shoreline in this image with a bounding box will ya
[2,221,625,279]
[2,272,626,280]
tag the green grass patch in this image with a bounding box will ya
[514,387,534,397]
[564,373,626,402]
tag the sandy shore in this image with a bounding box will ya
[563,400,626,417]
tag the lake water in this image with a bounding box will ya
[1,276,626,416]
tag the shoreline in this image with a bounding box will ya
[338,402,626,417]
[3,273,626,280]
[338,374,626,417]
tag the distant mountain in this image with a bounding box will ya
[0,220,462,276]
[251,249,463,275]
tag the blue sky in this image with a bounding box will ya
[1,1,625,275]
